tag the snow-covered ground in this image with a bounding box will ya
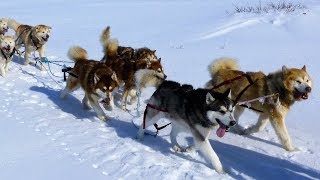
[1,0,320,179]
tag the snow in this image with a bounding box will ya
[1,0,320,179]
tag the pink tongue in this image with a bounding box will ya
[216,125,226,138]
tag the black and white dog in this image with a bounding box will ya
[137,80,236,173]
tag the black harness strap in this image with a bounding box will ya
[29,33,41,50]
[142,103,171,136]
[61,67,78,81]
[0,47,16,62]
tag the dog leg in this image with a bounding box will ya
[230,106,245,134]
[38,46,46,71]
[243,113,269,135]
[24,50,31,65]
[82,94,91,110]
[121,87,129,111]
[137,110,163,140]
[0,64,5,77]
[90,96,108,121]
[170,124,185,152]
[60,76,80,99]
[195,138,224,173]
[270,116,295,151]
[5,61,10,72]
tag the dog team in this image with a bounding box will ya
[0,18,313,174]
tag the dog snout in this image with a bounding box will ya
[305,86,311,93]
[163,74,167,79]
[46,34,50,38]
[229,121,236,127]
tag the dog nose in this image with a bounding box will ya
[46,34,49,38]
[229,121,236,127]
[164,74,167,79]
[305,86,311,92]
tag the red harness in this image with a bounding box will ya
[142,103,171,135]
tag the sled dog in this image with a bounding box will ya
[60,46,119,121]
[100,26,166,110]
[0,35,15,77]
[206,57,313,151]
[137,80,236,173]
[0,18,8,37]
[8,19,51,70]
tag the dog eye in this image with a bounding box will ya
[306,80,309,82]
[296,80,301,84]
[219,110,225,114]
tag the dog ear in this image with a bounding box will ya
[94,74,100,84]
[111,72,117,81]
[302,65,306,72]
[206,92,215,104]
[146,61,151,68]
[48,26,52,30]
[223,88,232,99]
[152,50,156,54]
[282,65,288,74]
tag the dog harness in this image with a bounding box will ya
[0,47,16,62]
[142,103,171,136]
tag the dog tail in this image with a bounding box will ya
[67,46,88,62]
[208,57,239,77]
[7,18,21,32]
[100,26,118,57]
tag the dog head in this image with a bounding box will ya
[33,25,51,43]
[93,69,119,99]
[0,35,15,54]
[282,65,312,101]
[205,88,236,138]
[0,18,8,35]
[135,48,160,62]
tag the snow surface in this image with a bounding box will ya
[1,0,320,179]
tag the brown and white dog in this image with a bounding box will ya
[206,57,313,151]
[100,26,167,110]
[60,46,119,121]
[8,19,51,70]
[0,18,8,37]
[0,35,15,77]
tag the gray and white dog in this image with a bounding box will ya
[137,80,236,173]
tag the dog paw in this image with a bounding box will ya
[23,61,30,65]
[98,115,108,122]
[215,167,225,174]
[173,146,182,152]
[285,146,299,152]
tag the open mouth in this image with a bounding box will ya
[294,88,309,100]
[42,37,49,41]
[2,46,11,52]
[215,118,230,138]
[1,28,8,34]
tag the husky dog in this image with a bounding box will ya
[206,57,313,151]
[0,18,8,37]
[0,35,15,77]
[8,19,51,70]
[137,80,236,173]
[60,46,119,121]
[100,26,166,110]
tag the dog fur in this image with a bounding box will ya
[0,35,15,77]
[100,26,166,110]
[0,18,8,37]
[8,19,51,70]
[137,80,236,173]
[60,46,119,121]
[206,57,313,151]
